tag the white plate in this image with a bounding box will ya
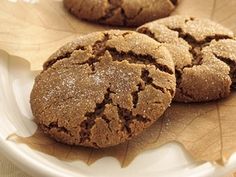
[0,49,236,177]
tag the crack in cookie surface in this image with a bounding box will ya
[213,53,236,88]
[117,106,150,136]
[78,33,110,72]
[131,83,143,108]
[141,69,165,94]
[43,46,85,70]
[170,0,178,5]
[107,47,173,74]
[44,34,110,71]
[40,121,74,138]
[174,69,197,101]
[79,87,114,143]
[44,32,173,76]
[97,0,127,26]
[169,27,232,66]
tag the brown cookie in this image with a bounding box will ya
[137,15,236,102]
[30,30,176,148]
[63,0,177,27]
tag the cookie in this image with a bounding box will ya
[30,30,176,148]
[63,0,177,27]
[137,15,236,102]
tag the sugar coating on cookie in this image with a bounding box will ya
[137,15,236,102]
[30,30,176,148]
[63,0,177,27]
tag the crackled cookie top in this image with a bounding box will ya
[63,0,177,27]
[30,30,176,148]
[137,15,236,102]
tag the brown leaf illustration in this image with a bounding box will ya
[0,0,124,70]
[9,92,236,167]
[173,0,236,32]
[3,0,236,168]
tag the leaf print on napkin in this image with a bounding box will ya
[9,92,236,167]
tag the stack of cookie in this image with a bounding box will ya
[30,0,236,148]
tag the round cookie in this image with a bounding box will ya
[63,0,177,27]
[137,15,236,103]
[30,30,176,148]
